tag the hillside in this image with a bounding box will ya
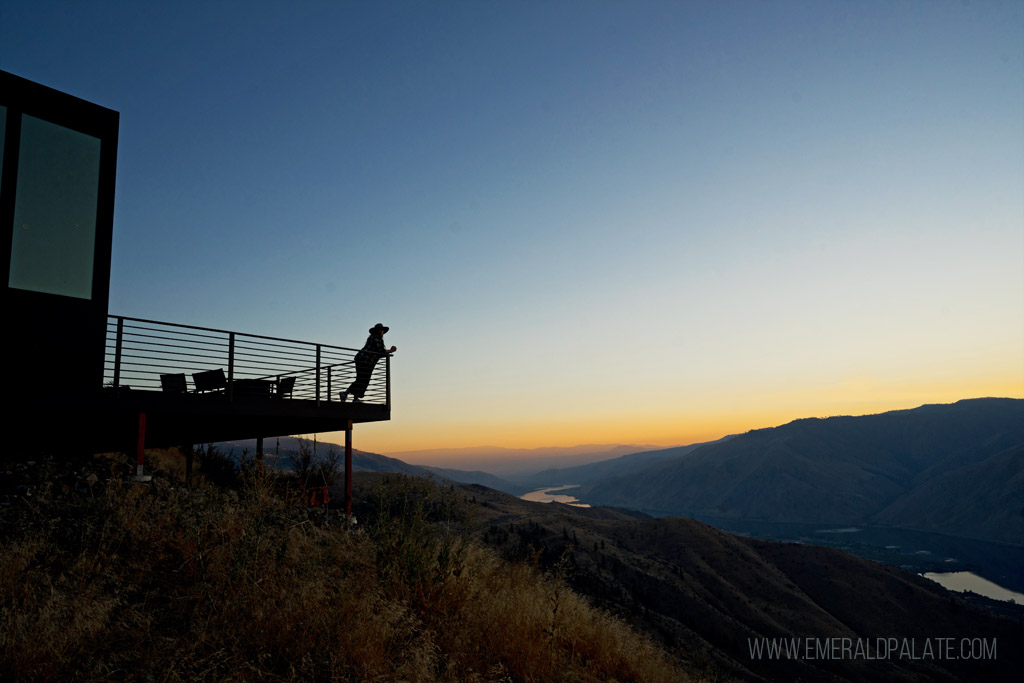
[218,436,520,491]
[433,480,1024,682]
[872,442,1024,541]
[0,450,686,682]
[581,399,1024,546]
[4,448,1022,682]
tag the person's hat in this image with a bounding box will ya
[370,323,389,334]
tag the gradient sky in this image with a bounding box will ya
[3,1,1022,457]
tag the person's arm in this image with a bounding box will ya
[369,335,394,356]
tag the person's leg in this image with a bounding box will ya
[347,360,374,399]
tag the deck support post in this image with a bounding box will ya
[184,443,193,487]
[133,413,151,482]
[345,420,353,518]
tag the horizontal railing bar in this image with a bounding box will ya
[232,338,320,353]
[231,336,316,349]
[115,320,228,335]
[233,359,316,370]
[106,361,360,379]
[113,339,367,365]
[114,341,224,354]
[115,350,227,365]
[104,354,219,366]
[112,344,356,366]
[113,357,224,369]
[113,364,223,375]
[117,325,228,344]
[116,340,229,356]
[109,371,355,384]
[232,347,315,361]
[111,315,362,353]
[230,351,313,363]
[230,349,315,363]
[233,367,309,377]
[105,368,372,383]
[116,331,230,349]
[112,352,224,364]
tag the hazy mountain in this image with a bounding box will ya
[380,443,660,476]
[216,437,518,490]
[422,466,523,492]
[511,436,734,490]
[350,474,1024,682]
[581,398,1024,546]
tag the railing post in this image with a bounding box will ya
[385,354,391,409]
[345,420,353,517]
[228,332,235,402]
[133,413,151,482]
[315,345,322,406]
[113,316,124,396]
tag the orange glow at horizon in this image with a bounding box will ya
[349,375,1024,456]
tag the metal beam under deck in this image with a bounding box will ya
[85,391,388,451]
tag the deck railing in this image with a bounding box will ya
[104,316,390,406]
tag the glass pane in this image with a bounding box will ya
[0,106,6,175]
[9,114,101,299]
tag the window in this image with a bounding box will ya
[8,114,102,299]
[0,105,6,168]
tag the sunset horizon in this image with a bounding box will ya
[347,391,1023,459]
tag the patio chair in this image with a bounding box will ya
[193,369,227,394]
[160,373,188,393]
[276,376,296,399]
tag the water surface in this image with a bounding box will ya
[521,485,590,507]
[922,571,1024,604]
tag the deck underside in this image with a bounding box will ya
[21,391,389,454]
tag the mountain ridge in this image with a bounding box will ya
[580,398,1024,546]
[379,443,662,476]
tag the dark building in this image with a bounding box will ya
[2,71,390,497]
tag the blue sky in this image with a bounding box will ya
[3,1,1022,455]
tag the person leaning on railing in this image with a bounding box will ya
[339,323,396,403]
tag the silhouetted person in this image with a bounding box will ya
[340,323,396,402]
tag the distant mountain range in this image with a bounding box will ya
[580,398,1024,546]
[379,443,661,477]
[507,436,735,490]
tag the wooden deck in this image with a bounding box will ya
[82,315,391,451]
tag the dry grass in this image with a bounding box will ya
[1,454,691,682]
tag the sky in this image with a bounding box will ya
[3,1,1022,458]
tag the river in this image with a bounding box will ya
[520,485,590,507]
[922,571,1024,604]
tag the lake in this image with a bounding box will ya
[922,571,1024,604]
[521,485,590,507]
